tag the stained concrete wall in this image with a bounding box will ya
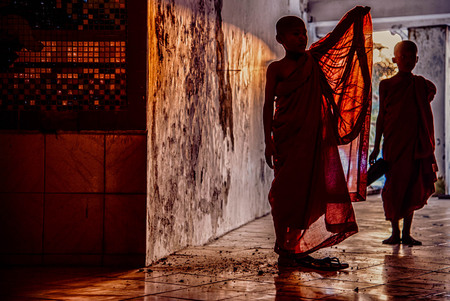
[409,26,450,193]
[146,0,293,263]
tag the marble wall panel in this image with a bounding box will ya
[102,254,144,267]
[0,193,44,254]
[0,133,44,193]
[42,254,103,266]
[104,194,146,254]
[0,130,147,265]
[44,194,103,254]
[45,134,104,193]
[0,254,43,265]
[105,134,147,193]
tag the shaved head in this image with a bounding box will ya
[276,16,305,35]
[394,40,418,56]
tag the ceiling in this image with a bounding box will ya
[303,0,450,37]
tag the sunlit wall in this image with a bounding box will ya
[146,0,289,263]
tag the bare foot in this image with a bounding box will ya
[401,235,422,245]
[382,235,400,244]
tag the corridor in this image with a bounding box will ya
[1,194,449,300]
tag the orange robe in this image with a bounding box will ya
[269,8,372,256]
[381,73,437,221]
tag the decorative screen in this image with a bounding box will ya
[0,0,127,111]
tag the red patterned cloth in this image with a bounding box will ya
[269,7,372,256]
[380,73,437,221]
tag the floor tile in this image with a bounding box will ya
[361,282,447,300]
[388,271,450,290]
[227,293,278,300]
[146,273,230,286]
[201,279,275,294]
[268,282,346,299]
[132,296,188,301]
[155,285,244,301]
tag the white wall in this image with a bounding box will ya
[146,0,291,264]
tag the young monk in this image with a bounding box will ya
[369,41,437,246]
[264,7,372,270]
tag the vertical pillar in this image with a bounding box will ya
[447,27,450,194]
[409,25,450,194]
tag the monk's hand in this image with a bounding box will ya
[353,6,370,15]
[369,147,379,165]
[265,139,275,169]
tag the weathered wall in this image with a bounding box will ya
[409,26,450,192]
[146,0,291,263]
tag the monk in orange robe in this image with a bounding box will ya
[264,7,372,270]
[369,41,437,246]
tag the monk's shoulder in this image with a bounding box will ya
[266,61,281,82]
[380,74,406,91]
[379,77,392,92]
[267,60,285,77]
[413,74,436,89]
[413,74,437,101]
[267,60,280,72]
[268,58,297,80]
[380,76,396,86]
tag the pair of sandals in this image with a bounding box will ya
[382,236,422,245]
[279,255,349,271]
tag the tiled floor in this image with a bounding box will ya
[1,194,449,300]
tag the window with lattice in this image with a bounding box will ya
[0,0,127,112]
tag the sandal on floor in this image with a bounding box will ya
[308,257,349,271]
[278,255,314,268]
[401,237,422,246]
[382,236,401,245]
[293,255,315,268]
[278,255,297,267]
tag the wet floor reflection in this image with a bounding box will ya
[275,266,340,299]
[1,196,449,300]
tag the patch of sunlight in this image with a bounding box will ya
[373,30,402,63]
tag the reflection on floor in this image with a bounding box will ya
[1,194,449,300]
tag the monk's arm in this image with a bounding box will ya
[426,79,437,103]
[263,63,277,168]
[369,81,386,163]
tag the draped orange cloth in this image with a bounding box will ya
[269,8,372,256]
[381,73,437,221]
